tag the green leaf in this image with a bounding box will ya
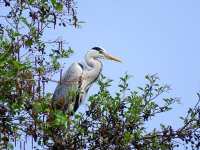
[20,17,30,27]
[55,3,63,12]
[25,39,33,47]
[9,60,26,71]
[51,0,56,6]
[123,131,133,144]
[7,143,14,150]
[37,66,45,75]
[28,0,35,4]
[33,102,43,113]
[51,0,63,12]
[12,31,21,37]
[51,56,60,70]
[54,110,68,127]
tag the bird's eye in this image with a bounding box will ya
[99,51,103,54]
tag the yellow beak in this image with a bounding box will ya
[104,52,122,62]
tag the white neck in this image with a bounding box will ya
[85,54,102,81]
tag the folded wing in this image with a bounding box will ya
[52,62,84,114]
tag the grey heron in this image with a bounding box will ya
[52,47,121,114]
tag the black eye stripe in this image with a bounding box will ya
[92,47,104,53]
[92,47,102,51]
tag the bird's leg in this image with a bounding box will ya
[78,89,85,106]
[78,95,83,106]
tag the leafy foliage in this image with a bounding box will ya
[0,0,77,149]
[0,1,200,150]
[46,74,200,149]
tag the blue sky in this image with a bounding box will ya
[47,0,200,127]
[17,0,200,149]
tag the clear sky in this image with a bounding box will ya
[17,0,200,149]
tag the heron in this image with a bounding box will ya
[52,47,122,114]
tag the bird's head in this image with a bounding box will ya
[87,47,122,62]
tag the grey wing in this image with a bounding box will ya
[52,62,83,113]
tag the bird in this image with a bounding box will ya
[52,47,122,115]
